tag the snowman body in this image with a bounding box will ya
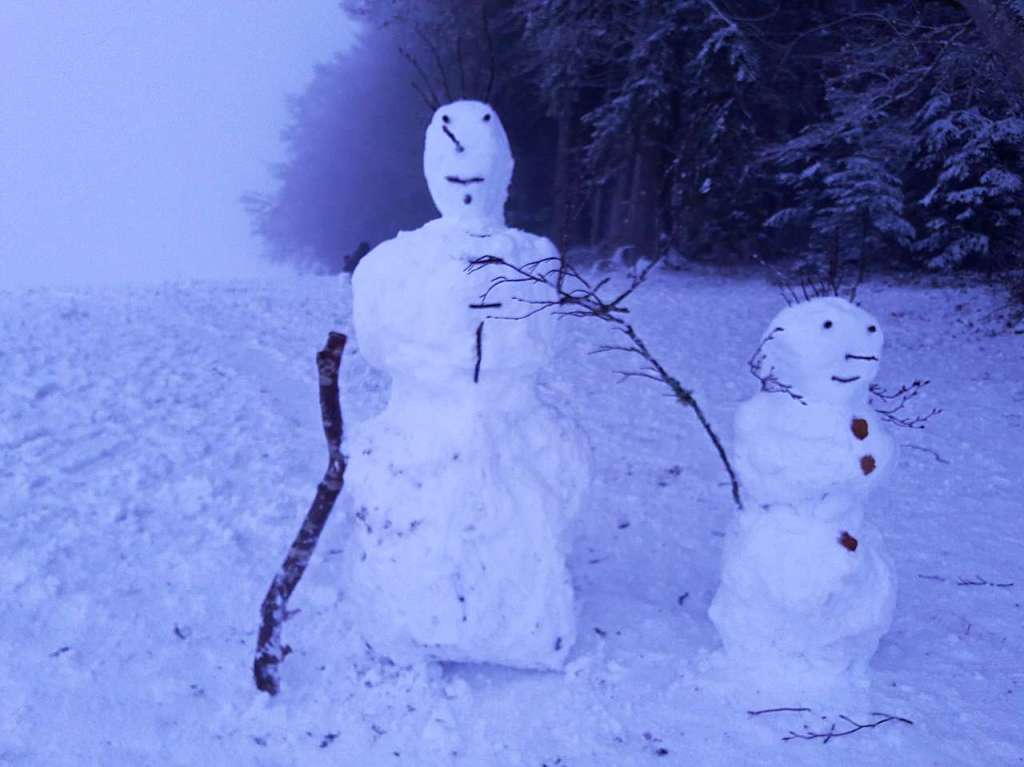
[709,297,897,687]
[342,101,587,670]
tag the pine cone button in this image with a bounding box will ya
[851,417,869,440]
[839,531,859,551]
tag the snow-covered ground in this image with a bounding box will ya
[2,269,1021,766]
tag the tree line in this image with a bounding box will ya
[248,0,1024,285]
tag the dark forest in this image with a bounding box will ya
[249,0,1024,300]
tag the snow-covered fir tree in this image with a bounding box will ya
[912,96,1024,269]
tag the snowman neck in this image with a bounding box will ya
[440,210,507,235]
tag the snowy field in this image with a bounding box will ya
[2,269,1021,766]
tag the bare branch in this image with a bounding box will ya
[409,80,438,112]
[870,380,942,429]
[415,28,453,103]
[468,255,744,509]
[473,321,484,383]
[456,35,466,99]
[481,4,496,102]
[399,46,440,110]
[956,575,1014,587]
[782,712,913,743]
[751,254,800,307]
[900,443,950,464]
[748,327,806,404]
[254,332,348,695]
[747,707,812,716]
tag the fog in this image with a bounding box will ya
[0,2,355,287]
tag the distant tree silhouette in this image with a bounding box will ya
[244,25,435,272]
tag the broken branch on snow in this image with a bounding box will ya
[782,712,913,743]
[956,575,1014,588]
[254,331,348,696]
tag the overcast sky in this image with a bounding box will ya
[0,2,355,286]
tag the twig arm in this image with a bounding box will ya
[469,255,744,510]
[619,323,743,510]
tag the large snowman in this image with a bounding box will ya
[341,100,588,670]
[709,297,897,690]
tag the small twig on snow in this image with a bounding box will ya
[956,575,1014,588]
[900,443,950,464]
[782,712,913,743]
[748,707,813,716]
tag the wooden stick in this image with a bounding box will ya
[254,331,348,695]
[474,321,484,383]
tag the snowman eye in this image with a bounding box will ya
[823,320,833,329]
[867,325,877,333]
[442,114,450,124]
[483,113,491,122]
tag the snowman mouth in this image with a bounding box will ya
[845,354,878,362]
[832,375,862,384]
[445,176,485,185]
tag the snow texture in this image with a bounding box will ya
[342,100,589,669]
[2,272,1022,766]
[710,297,896,692]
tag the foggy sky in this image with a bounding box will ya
[0,2,354,286]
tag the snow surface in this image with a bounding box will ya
[2,270,1022,765]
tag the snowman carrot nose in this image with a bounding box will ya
[442,125,465,153]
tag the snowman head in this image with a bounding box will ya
[758,296,884,405]
[423,100,513,230]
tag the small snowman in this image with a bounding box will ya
[341,100,589,670]
[709,296,897,690]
